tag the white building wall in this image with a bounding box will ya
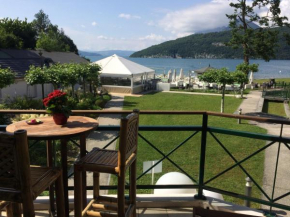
[0,80,54,100]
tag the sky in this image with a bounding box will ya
[1,0,290,52]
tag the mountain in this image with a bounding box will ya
[196,20,259,34]
[80,50,135,57]
[96,50,135,57]
[130,27,290,60]
[79,51,101,57]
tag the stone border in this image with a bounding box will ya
[256,97,264,113]
[284,100,290,118]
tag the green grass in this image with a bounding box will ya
[263,100,286,117]
[170,87,251,95]
[255,78,290,84]
[111,92,266,207]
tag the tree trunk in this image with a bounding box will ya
[241,83,244,98]
[71,84,75,97]
[89,82,92,94]
[41,84,45,100]
[221,84,225,113]
[83,78,86,95]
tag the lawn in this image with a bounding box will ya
[116,92,267,207]
[255,78,290,84]
[170,87,251,95]
[262,100,286,117]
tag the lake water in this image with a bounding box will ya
[87,56,290,79]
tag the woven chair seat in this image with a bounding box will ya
[0,200,9,209]
[77,148,118,174]
[30,167,62,199]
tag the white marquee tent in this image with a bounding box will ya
[93,54,155,94]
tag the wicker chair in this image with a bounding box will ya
[74,110,140,217]
[0,130,65,217]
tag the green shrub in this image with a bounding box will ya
[95,99,105,107]
[0,104,11,125]
[4,96,43,109]
[103,94,111,102]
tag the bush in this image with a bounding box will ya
[95,99,105,107]
[103,94,111,102]
[0,104,11,125]
[4,96,43,109]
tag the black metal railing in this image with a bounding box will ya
[1,110,290,212]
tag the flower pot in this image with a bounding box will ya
[53,113,68,125]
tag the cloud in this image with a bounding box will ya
[119,13,141,19]
[159,0,232,35]
[91,21,97,26]
[81,25,86,28]
[280,0,290,21]
[146,21,157,26]
[139,34,166,41]
[97,35,108,40]
[62,27,163,51]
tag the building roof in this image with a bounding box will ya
[0,49,42,78]
[0,49,88,78]
[93,54,155,77]
[193,65,215,74]
[31,50,88,64]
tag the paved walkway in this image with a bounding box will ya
[68,95,124,195]
[238,91,290,216]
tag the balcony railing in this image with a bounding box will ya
[1,110,290,214]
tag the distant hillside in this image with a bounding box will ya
[96,50,135,57]
[131,27,290,60]
[79,51,101,57]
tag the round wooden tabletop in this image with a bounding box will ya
[6,116,99,140]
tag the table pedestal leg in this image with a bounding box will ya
[80,134,87,209]
[61,139,69,217]
[46,140,56,215]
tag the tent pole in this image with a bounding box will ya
[131,76,134,94]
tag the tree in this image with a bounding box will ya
[25,65,48,99]
[199,68,235,113]
[235,62,259,97]
[87,64,101,95]
[0,18,37,49]
[232,70,249,98]
[60,63,81,97]
[226,0,290,75]
[36,30,69,52]
[45,63,63,90]
[0,67,15,89]
[0,27,22,49]
[33,9,51,33]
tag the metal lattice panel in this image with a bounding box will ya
[0,135,16,179]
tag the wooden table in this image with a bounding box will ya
[6,116,98,216]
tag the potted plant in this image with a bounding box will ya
[43,90,71,125]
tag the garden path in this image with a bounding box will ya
[68,94,124,196]
[238,91,290,217]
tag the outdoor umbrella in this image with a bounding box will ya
[172,69,176,82]
[179,68,184,80]
[167,69,172,82]
[249,71,254,84]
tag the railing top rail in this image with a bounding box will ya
[1,109,290,125]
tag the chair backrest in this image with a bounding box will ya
[118,109,139,167]
[0,130,32,201]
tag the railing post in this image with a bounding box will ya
[244,177,252,207]
[195,113,208,200]
[238,108,242,124]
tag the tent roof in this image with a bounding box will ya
[93,54,155,77]
[193,65,215,74]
